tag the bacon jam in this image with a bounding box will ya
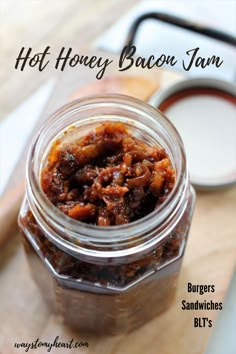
[19,117,195,335]
[41,122,175,225]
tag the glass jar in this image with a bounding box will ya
[18,95,195,335]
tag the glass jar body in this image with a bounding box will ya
[18,95,195,335]
[19,189,194,334]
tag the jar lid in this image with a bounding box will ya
[149,78,236,190]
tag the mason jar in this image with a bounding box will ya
[18,95,195,335]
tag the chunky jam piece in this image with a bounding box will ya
[41,122,175,225]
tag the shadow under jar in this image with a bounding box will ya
[18,95,195,335]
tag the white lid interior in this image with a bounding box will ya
[149,78,236,189]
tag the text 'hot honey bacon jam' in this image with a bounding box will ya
[18,95,195,335]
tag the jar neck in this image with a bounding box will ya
[26,95,189,263]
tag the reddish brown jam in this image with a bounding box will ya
[19,118,194,334]
[41,122,175,226]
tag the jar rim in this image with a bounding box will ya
[26,94,188,259]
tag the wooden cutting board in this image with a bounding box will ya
[0,50,235,354]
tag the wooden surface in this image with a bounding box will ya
[1,1,236,354]
[1,187,236,354]
[1,0,137,120]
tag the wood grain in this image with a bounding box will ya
[0,186,235,354]
[0,62,235,354]
[0,0,138,120]
[0,180,24,248]
[0,1,236,354]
